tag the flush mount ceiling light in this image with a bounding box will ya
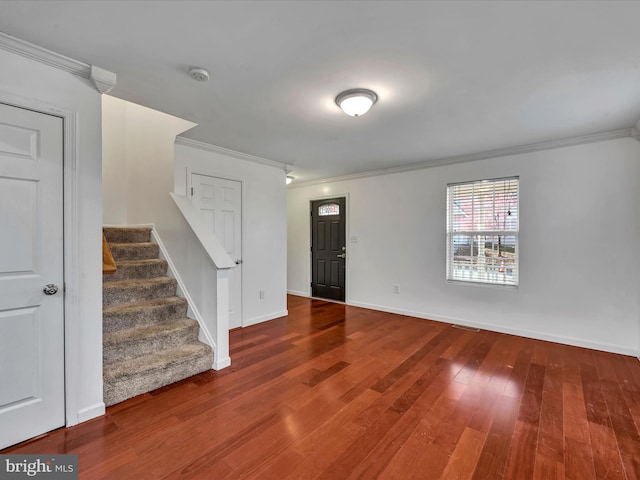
[335,88,378,117]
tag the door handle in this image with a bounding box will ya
[43,284,59,295]
[235,259,243,265]
[336,253,346,259]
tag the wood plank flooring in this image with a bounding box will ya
[4,295,640,479]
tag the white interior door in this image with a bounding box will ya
[191,173,242,329]
[0,103,65,449]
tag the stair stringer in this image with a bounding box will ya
[147,225,218,370]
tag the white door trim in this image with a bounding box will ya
[186,167,244,327]
[0,92,82,426]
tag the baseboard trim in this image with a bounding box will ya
[76,402,105,423]
[244,310,289,327]
[287,290,309,297]
[214,356,231,370]
[347,300,637,357]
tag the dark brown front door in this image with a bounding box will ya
[311,197,346,301]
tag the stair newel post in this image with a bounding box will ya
[215,268,232,369]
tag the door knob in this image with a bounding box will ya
[43,284,59,295]
[336,253,346,259]
[235,259,243,265]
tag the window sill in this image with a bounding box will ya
[446,279,519,290]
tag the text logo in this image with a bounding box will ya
[0,455,78,479]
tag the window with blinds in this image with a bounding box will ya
[446,177,519,286]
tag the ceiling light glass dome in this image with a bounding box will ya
[335,88,378,117]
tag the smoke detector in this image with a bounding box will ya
[189,67,209,82]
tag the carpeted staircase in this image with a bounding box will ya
[102,226,213,406]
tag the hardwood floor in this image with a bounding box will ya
[4,295,640,479]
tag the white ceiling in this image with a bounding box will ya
[1,0,639,182]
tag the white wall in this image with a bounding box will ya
[288,137,640,355]
[102,96,197,226]
[102,97,127,224]
[175,142,288,326]
[0,48,104,422]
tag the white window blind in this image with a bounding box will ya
[446,177,519,286]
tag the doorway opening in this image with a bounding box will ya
[310,197,346,302]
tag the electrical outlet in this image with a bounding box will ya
[393,284,400,294]
[259,290,265,300]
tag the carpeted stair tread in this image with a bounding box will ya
[103,258,168,282]
[103,277,178,308]
[103,227,152,244]
[103,318,200,365]
[103,296,188,333]
[102,226,214,407]
[109,242,159,261]
[103,342,213,406]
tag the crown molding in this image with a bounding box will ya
[0,31,117,94]
[631,118,640,142]
[289,128,632,188]
[175,136,293,172]
[90,65,117,94]
[0,31,90,77]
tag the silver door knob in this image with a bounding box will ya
[336,253,346,258]
[235,259,243,265]
[43,284,59,295]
